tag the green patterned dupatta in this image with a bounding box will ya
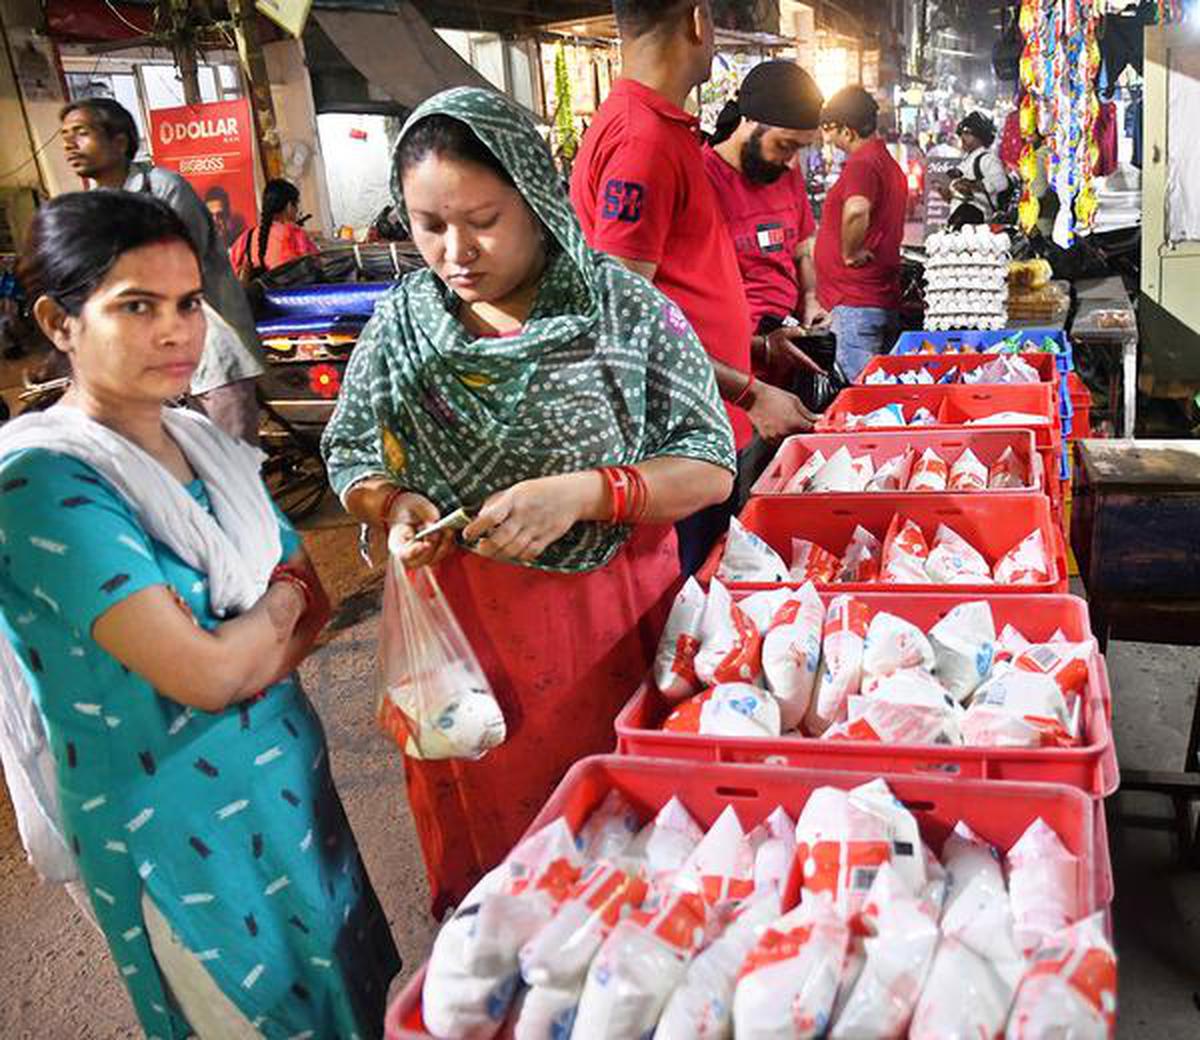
[322,87,734,573]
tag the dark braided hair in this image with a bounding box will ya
[256,178,300,271]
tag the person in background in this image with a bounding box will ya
[571,0,818,571]
[230,178,320,279]
[323,88,735,917]
[59,98,264,444]
[945,110,1010,226]
[203,185,247,251]
[703,60,829,351]
[0,190,399,1038]
[815,85,908,381]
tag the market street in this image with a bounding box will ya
[0,510,1197,1037]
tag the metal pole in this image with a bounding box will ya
[227,0,283,180]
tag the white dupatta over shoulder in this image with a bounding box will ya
[0,405,283,881]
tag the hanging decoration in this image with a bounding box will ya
[1016,0,1106,245]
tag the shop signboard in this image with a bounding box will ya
[924,154,961,229]
[149,98,258,252]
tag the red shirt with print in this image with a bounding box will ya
[701,145,817,327]
[571,78,753,448]
[814,137,908,311]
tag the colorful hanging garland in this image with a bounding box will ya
[1016,0,1105,244]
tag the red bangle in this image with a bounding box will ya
[619,465,648,523]
[599,465,649,524]
[732,373,756,408]
[270,564,313,614]
[380,486,406,527]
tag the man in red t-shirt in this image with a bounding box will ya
[571,2,819,570]
[814,86,908,380]
[702,60,829,344]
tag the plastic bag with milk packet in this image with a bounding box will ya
[695,580,763,687]
[830,671,964,746]
[673,805,756,909]
[653,578,707,701]
[929,600,997,702]
[807,595,872,734]
[1005,912,1117,1040]
[1006,817,1080,956]
[739,588,795,636]
[422,819,583,1039]
[791,538,843,583]
[377,561,506,761]
[656,890,781,1040]
[718,517,789,583]
[732,896,850,1040]
[762,582,826,730]
[846,403,906,429]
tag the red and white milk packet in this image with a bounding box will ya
[791,538,843,584]
[881,515,932,584]
[839,525,882,584]
[1005,911,1117,1040]
[1013,640,1093,697]
[948,447,989,491]
[762,582,826,730]
[747,806,797,894]
[782,448,828,493]
[865,448,916,492]
[661,683,782,740]
[929,599,998,702]
[989,445,1029,489]
[961,671,1076,748]
[906,447,950,492]
[653,577,707,701]
[694,580,763,686]
[908,936,1015,1040]
[994,527,1052,585]
[811,445,876,493]
[572,889,711,1039]
[862,612,936,683]
[1006,817,1081,957]
[733,897,850,1039]
[718,517,790,583]
[925,523,993,585]
[807,595,872,734]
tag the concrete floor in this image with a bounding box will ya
[0,515,1198,1037]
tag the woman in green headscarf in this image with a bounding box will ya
[322,88,734,914]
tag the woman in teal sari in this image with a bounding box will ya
[322,88,735,915]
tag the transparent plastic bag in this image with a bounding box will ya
[377,560,506,760]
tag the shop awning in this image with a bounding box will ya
[312,4,492,111]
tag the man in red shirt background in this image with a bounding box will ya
[703,60,829,368]
[571,0,818,569]
[814,86,908,381]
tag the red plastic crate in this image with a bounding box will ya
[752,428,1046,497]
[385,756,1112,1039]
[616,592,1116,796]
[1067,372,1094,440]
[857,351,1063,394]
[698,493,1069,594]
[817,385,1062,455]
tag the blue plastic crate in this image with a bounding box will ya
[892,328,1073,370]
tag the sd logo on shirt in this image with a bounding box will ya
[602,179,645,223]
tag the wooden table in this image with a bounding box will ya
[1071,439,1200,862]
